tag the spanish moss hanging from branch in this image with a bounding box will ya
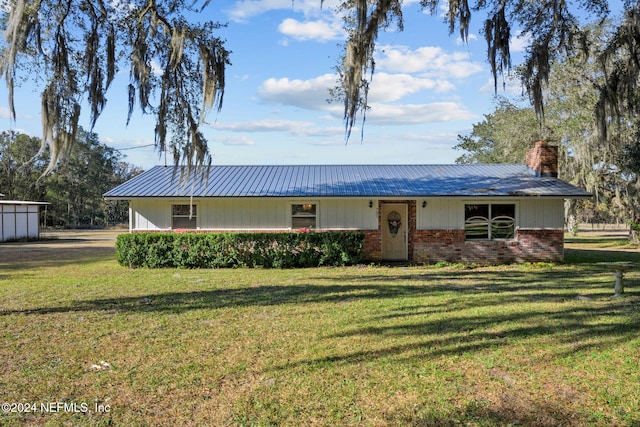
[0,0,229,176]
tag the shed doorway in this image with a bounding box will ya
[381,203,408,261]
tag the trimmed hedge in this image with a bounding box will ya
[116,231,365,268]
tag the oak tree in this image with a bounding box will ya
[1,0,636,172]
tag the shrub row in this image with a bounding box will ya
[115,231,364,268]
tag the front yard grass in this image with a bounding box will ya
[1,241,639,426]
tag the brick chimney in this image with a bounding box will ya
[526,141,558,177]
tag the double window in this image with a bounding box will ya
[291,203,316,229]
[172,204,197,229]
[465,204,515,240]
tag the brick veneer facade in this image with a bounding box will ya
[410,228,564,264]
[361,200,564,264]
[363,227,564,264]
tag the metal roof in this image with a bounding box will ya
[0,200,49,205]
[104,165,592,199]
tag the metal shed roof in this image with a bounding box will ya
[104,164,592,199]
[0,200,49,205]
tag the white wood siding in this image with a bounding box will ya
[130,197,564,232]
[131,199,171,230]
[130,198,378,230]
[518,198,564,229]
[320,199,377,230]
[417,199,462,229]
[199,199,286,229]
[417,198,564,230]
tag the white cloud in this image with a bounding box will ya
[226,0,292,22]
[510,30,530,53]
[0,105,33,120]
[278,18,343,42]
[353,131,461,152]
[479,74,524,96]
[150,60,163,76]
[401,132,460,145]
[292,126,345,137]
[210,119,347,139]
[211,119,315,133]
[369,72,454,103]
[0,106,12,119]
[376,45,483,79]
[102,137,154,150]
[212,135,256,146]
[0,125,33,136]
[456,33,479,45]
[258,71,457,111]
[365,102,476,125]
[226,0,341,23]
[257,74,337,110]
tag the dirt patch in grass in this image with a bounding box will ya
[0,230,119,266]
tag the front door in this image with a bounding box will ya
[381,203,407,261]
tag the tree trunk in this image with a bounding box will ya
[565,200,579,236]
[630,211,640,245]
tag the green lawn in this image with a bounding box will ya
[1,241,639,426]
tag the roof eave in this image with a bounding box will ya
[103,192,593,199]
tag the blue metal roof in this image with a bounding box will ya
[104,165,592,199]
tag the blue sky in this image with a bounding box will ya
[0,0,532,170]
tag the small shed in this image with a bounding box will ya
[0,200,48,242]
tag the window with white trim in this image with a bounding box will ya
[464,203,515,240]
[172,204,197,229]
[291,203,316,229]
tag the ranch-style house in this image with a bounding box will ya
[105,141,591,264]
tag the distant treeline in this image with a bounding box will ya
[0,129,143,228]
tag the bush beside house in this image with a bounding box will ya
[116,231,365,268]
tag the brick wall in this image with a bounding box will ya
[409,228,564,264]
[362,229,382,261]
[526,141,558,177]
[412,230,465,264]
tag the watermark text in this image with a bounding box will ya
[2,401,110,414]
